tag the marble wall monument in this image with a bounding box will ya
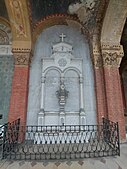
[27,25,96,126]
[38,33,86,126]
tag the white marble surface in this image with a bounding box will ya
[27,25,96,125]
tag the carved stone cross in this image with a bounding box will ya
[59,33,66,42]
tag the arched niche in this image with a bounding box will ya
[27,25,96,126]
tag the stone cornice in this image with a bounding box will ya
[12,48,31,53]
[101,44,123,51]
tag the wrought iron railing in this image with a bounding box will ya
[0,124,5,159]
[0,124,4,146]
[102,118,120,155]
[1,118,120,160]
[2,118,20,159]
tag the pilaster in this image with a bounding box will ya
[8,48,31,126]
[101,44,126,140]
[93,43,107,123]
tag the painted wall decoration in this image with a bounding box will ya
[0,24,12,45]
[30,0,80,22]
[10,0,27,38]
[0,56,14,125]
[30,0,100,32]
[0,23,13,125]
[68,0,100,29]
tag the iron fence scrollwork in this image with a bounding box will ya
[102,118,120,156]
[2,118,20,159]
[0,124,6,159]
[1,118,120,160]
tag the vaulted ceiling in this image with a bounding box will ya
[0,0,104,30]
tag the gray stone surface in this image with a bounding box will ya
[0,143,127,169]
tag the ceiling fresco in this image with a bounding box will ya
[29,0,102,32]
[30,0,80,23]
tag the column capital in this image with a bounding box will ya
[102,52,123,67]
[79,77,83,83]
[12,48,32,66]
[41,76,45,83]
[101,44,124,68]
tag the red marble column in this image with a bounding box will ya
[94,67,108,123]
[102,51,126,140]
[8,50,31,126]
[93,50,108,124]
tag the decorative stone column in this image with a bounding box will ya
[102,44,126,140]
[93,44,107,123]
[79,76,86,125]
[8,48,31,126]
[79,76,84,110]
[38,75,45,125]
